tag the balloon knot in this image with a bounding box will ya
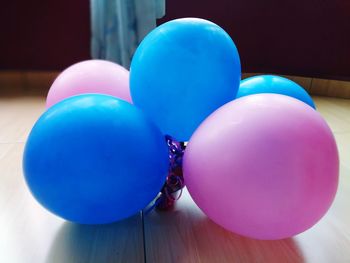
[154,135,186,210]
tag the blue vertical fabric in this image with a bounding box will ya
[90,0,165,68]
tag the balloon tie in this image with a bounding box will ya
[146,135,186,213]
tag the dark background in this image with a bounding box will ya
[1,1,349,80]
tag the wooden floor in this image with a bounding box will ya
[0,96,349,263]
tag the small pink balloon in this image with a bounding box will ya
[184,94,339,240]
[46,60,131,108]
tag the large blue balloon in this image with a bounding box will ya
[130,18,241,141]
[23,94,168,224]
[237,75,316,109]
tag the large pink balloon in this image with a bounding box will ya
[46,60,131,108]
[184,94,339,240]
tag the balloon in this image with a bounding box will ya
[23,94,168,224]
[184,94,338,240]
[46,60,131,108]
[237,75,315,109]
[130,18,241,141]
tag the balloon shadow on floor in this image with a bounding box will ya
[144,197,305,263]
[45,213,144,263]
[191,217,304,263]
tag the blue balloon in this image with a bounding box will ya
[237,75,316,109]
[130,18,241,141]
[23,94,168,224]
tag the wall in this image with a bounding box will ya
[1,1,349,80]
[0,1,90,71]
[160,0,350,80]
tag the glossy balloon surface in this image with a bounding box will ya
[184,94,338,239]
[131,18,241,141]
[237,75,315,108]
[46,60,131,108]
[24,94,168,224]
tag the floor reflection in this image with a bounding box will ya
[191,217,304,263]
[46,213,144,263]
[144,190,305,263]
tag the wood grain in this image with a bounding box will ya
[0,97,45,143]
[0,71,24,96]
[23,71,58,96]
[310,79,350,99]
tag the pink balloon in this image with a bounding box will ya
[46,60,131,108]
[184,94,339,240]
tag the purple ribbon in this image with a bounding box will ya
[146,135,186,212]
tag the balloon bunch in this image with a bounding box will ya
[23,18,338,240]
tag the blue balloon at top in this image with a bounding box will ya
[237,75,316,109]
[23,94,168,224]
[130,18,241,141]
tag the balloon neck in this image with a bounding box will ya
[147,135,186,212]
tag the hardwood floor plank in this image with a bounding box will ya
[313,96,350,132]
[0,97,45,143]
